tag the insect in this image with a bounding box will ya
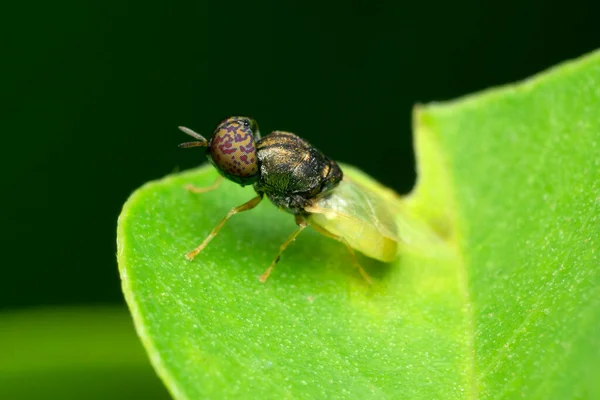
[178,116,399,283]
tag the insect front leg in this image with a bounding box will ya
[185,175,224,194]
[259,214,307,283]
[185,193,263,261]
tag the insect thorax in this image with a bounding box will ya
[252,131,342,214]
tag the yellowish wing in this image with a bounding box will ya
[305,178,399,262]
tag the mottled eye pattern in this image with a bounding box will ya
[209,117,259,181]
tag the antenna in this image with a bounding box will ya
[178,126,208,148]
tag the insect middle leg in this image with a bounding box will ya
[259,215,307,283]
[185,175,224,194]
[308,223,373,284]
[185,194,263,261]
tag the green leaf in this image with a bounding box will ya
[0,307,170,400]
[117,50,600,399]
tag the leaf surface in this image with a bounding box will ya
[117,50,600,399]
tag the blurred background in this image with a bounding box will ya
[2,0,599,398]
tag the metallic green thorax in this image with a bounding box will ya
[253,131,343,214]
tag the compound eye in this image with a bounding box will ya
[208,118,259,185]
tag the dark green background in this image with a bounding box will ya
[2,0,598,309]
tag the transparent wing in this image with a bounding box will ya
[305,178,399,262]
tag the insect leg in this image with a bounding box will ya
[259,215,307,283]
[185,194,263,261]
[185,175,224,194]
[308,223,373,284]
